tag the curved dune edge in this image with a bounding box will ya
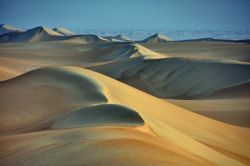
[0,66,249,166]
[51,103,145,129]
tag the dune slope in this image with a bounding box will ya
[90,57,250,98]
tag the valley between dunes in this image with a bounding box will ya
[0,26,250,166]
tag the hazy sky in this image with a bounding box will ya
[1,0,250,30]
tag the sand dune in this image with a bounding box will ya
[0,26,63,43]
[53,27,75,36]
[208,82,250,98]
[0,66,250,166]
[104,34,133,42]
[167,98,250,127]
[90,57,250,99]
[142,33,172,43]
[0,26,108,44]
[92,42,167,61]
[0,27,250,165]
[0,67,107,134]
[178,38,250,43]
[0,126,213,166]
[0,24,24,35]
[0,37,249,99]
[52,103,144,129]
[142,40,250,62]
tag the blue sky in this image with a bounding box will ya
[0,0,250,30]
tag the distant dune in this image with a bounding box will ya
[0,26,108,43]
[142,33,172,43]
[104,34,133,42]
[0,24,24,35]
[53,27,75,36]
[0,26,62,43]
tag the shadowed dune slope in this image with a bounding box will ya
[52,103,144,129]
[0,67,250,166]
[0,67,108,134]
[90,57,250,99]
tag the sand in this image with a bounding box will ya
[0,28,250,166]
[0,66,249,166]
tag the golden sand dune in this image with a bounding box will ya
[0,66,250,166]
